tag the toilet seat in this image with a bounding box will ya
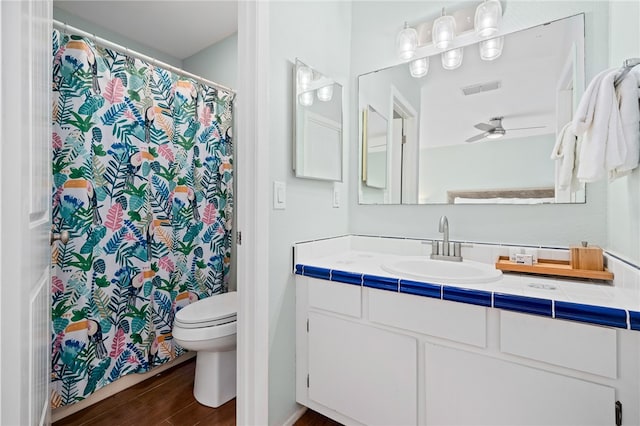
[174,291,237,329]
[173,320,237,343]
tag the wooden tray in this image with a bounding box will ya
[495,256,614,281]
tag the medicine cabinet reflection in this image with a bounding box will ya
[293,59,343,181]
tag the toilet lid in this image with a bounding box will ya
[174,291,237,329]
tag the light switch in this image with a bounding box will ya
[273,181,286,210]
[332,182,340,208]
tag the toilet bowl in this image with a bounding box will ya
[172,291,237,408]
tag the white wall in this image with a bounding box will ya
[419,135,556,203]
[349,1,610,247]
[267,2,351,424]
[52,6,182,67]
[606,0,640,264]
[183,33,238,89]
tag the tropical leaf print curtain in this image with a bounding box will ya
[50,30,233,407]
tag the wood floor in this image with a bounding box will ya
[54,358,341,426]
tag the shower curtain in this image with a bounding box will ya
[50,30,234,407]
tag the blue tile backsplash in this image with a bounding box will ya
[331,270,363,286]
[399,280,442,299]
[494,293,553,317]
[296,263,637,330]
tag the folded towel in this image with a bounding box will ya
[550,121,579,190]
[610,67,640,178]
[575,69,628,182]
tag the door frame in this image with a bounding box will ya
[236,1,270,424]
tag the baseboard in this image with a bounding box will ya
[282,405,308,426]
[51,352,196,423]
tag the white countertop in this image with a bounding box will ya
[300,250,640,312]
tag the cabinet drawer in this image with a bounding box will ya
[500,311,617,378]
[308,278,362,318]
[369,289,487,347]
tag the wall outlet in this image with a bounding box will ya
[332,182,340,208]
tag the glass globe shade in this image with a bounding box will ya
[480,36,504,61]
[297,66,313,91]
[441,48,463,70]
[409,57,429,78]
[317,84,334,102]
[432,15,456,49]
[298,91,314,107]
[396,24,418,61]
[475,0,502,38]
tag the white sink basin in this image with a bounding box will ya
[382,257,502,284]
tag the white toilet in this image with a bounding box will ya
[172,291,237,408]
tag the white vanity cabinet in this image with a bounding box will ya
[296,276,640,426]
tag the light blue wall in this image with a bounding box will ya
[267,2,352,424]
[183,33,238,89]
[606,1,640,264]
[419,135,556,204]
[349,1,610,248]
[53,7,182,67]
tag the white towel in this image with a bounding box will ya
[550,121,579,190]
[573,68,612,136]
[610,66,640,178]
[574,69,628,182]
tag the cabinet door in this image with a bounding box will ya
[425,344,615,426]
[308,312,417,426]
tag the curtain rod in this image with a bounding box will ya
[53,19,236,96]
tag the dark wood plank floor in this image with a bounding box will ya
[54,358,341,426]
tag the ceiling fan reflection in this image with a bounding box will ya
[465,116,546,143]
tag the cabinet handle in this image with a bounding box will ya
[615,401,622,426]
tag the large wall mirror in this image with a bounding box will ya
[358,14,586,205]
[293,59,344,181]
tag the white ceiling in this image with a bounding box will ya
[418,14,583,148]
[417,14,583,148]
[54,1,238,60]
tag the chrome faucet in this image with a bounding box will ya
[439,215,449,256]
[431,215,462,262]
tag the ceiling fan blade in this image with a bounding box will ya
[466,132,488,143]
[505,125,547,131]
[474,123,494,131]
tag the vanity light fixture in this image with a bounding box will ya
[474,0,502,38]
[441,48,463,70]
[409,57,429,78]
[298,91,314,107]
[479,36,504,60]
[297,66,313,91]
[317,84,334,102]
[432,8,456,49]
[396,22,418,61]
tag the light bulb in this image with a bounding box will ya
[317,84,334,102]
[432,14,456,49]
[396,22,418,61]
[409,57,429,78]
[475,0,502,38]
[441,48,463,70]
[297,66,313,91]
[479,36,504,61]
[299,91,314,106]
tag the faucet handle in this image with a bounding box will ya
[431,240,439,255]
[453,242,461,258]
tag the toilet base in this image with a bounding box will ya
[193,349,237,408]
